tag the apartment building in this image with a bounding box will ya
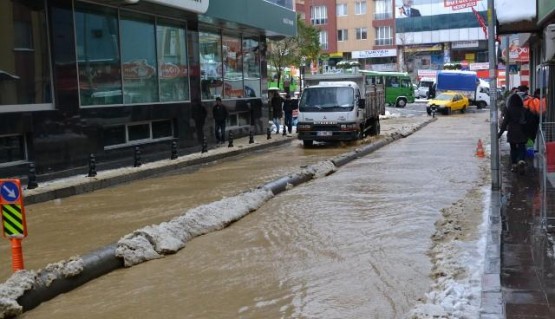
[343,0,397,71]
[296,0,338,71]
[297,0,489,79]
[297,0,397,70]
[395,0,489,79]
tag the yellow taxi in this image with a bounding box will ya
[426,91,469,115]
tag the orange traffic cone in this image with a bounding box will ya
[476,139,485,158]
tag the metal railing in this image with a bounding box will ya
[538,121,555,232]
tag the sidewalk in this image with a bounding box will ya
[498,144,555,318]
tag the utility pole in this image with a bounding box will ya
[488,0,501,190]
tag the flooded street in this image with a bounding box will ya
[0,139,356,281]
[14,110,492,318]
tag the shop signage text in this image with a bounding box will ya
[451,40,479,49]
[352,49,397,59]
[444,0,478,10]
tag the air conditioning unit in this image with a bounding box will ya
[543,24,555,62]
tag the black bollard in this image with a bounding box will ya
[88,153,97,177]
[228,131,234,147]
[201,136,208,153]
[170,141,178,160]
[267,127,271,140]
[27,163,38,189]
[134,146,142,167]
[249,131,254,144]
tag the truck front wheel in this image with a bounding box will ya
[476,101,487,109]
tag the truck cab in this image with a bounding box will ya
[475,79,490,109]
[296,74,384,147]
[417,77,436,99]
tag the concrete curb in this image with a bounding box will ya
[12,117,434,316]
[480,190,503,319]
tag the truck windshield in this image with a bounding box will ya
[419,81,434,88]
[299,87,355,112]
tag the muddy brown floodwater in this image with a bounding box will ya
[0,117,427,282]
[12,114,493,318]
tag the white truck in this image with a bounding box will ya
[417,77,436,98]
[296,73,385,147]
[435,70,490,109]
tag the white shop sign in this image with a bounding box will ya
[352,49,397,59]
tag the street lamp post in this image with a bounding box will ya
[488,0,500,190]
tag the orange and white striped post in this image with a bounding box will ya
[0,179,28,272]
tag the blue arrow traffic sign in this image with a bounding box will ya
[0,181,20,203]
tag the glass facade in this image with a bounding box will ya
[0,134,26,166]
[75,3,122,106]
[200,29,224,99]
[75,2,190,106]
[0,0,280,177]
[0,0,52,107]
[200,29,261,100]
[157,21,189,102]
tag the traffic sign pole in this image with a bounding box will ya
[10,238,24,271]
[0,179,28,272]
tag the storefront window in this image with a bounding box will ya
[222,34,242,98]
[200,30,223,99]
[157,21,189,102]
[0,0,51,107]
[75,3,122,106]
[243,36,261,98]
[120,13,158,104]
[103,119,174,148]
[0,135,26,165]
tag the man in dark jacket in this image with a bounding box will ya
[498,85,529,174]
[212,97,228,144]
[271,92,283,134]
[282,94,297,135]
[192,103,207,144]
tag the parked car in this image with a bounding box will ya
[426,91,469,115]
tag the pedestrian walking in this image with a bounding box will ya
[271,91,283,134]
[192,103,207,144]
[212,97,228,144]
[282,94,297,135]
[498,85,529,174]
